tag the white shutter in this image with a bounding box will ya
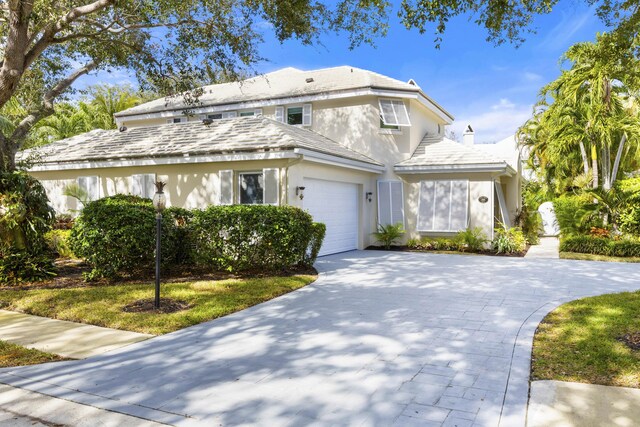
[254,108,263,116]
[275,106,285,123]
[377,181,404,227]
[224,111,237,118]
[263,168,279,205]
[417,181,436,231]
[219,170,234,205]
[495,181,511,227]
[166,119,173,124]
[144,174,156,198]
[302,104,312,126]
[450,180,469,231]
[377,181,391,226]
[132,174,143,196]
[378,99,411,127]
[389,181,404,226]
[433,181,452,231]
[78,176,99,202]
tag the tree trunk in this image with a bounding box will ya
[0,135,17,173]
[579,140,589,175]
[602,145,611,191]
[591,144,599,189]
[610,133,627,188]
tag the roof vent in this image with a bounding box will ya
[119,126,127,132]
[305,77,314,83]
[202,118,213,126]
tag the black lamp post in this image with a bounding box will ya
[152,181,167,309]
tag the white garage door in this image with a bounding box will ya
[303,178,359,256]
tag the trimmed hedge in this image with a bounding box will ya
[560,235,640,257]
[189,205,322,272]
[69,198,325,278]
[69,195,183,280]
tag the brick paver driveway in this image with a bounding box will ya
[1,251,639,426]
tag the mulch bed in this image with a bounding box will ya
[365,245,529,257]
[0,259,317,291]
[618,332,640,351]
[122,298,192,314]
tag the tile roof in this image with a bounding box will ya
[20,117,383,167]
[395,134,513,170]
[115,66,449,118]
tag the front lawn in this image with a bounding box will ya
[560,252,640,263]
[0,340,66,367]
[532,291,640,388]
[0,276,315,335]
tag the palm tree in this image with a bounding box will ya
[86,84,142,130]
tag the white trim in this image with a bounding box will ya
[115,87,454,124]
[395,163,516,175]
[293,148,385,173]
[29,152,299,172]
[378,98,411,127]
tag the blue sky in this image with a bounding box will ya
[79,1,607,143]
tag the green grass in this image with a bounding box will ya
[0,340,66,367]
[560,252,640,263]
[532,291,640,388]
[0,276,315,335]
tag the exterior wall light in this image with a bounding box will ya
[152,181,167,309]
[366,192,373,203]
[296,186,306,200]
[478,196,488,203]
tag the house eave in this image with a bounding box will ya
[394,163,516,176]
[27,151,300,172]
[115,87,454,126]
[293,148,385,174]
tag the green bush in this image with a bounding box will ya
[69,195,183,280]
[454,227,488,252]
[554,193,598,235]
[0,171,55,284]
[492,226,527,254]
[372,223,405,249]
[619,205,640,235]
[560,235,640,257]
[45,229,75,258]
[189,205,322,272]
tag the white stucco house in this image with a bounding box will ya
[22,66,521,255]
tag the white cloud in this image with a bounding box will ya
[523,72,542,82]
[450,98,533,144]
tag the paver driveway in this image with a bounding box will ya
[1,251,639,426]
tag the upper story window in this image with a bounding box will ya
[167,117,187,124]
[275,104,312,126]
[379,119,399,131]
[379,99,411,127]
[207,111,237,120]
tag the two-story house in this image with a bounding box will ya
[22,66,521,255]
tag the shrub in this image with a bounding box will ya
[431,237,458,251]
[454,227,488,252]
[69,195,182,280]
[515,206,542,244]
[189,205,322,272]
[492,226,527,254]
[0,171,55,284]
[554,193,598,235]
[560,235,640,257]
[45,229,75,258]
[372,223,405,249]
[53,213,74,230]
[619,205,640,236]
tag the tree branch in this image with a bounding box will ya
[9,61,97,148]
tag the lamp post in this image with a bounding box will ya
[152,181,167,309]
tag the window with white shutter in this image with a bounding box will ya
[417,180,469,232]
[263,168,279,205]
[377,180,405,227]
[167,117,187,124]
[275,106,285,123]
[77,176,100,205]
[219,170,234,205]
[378,99,411,127]
[302,104,312,126]
[132,174,156,198]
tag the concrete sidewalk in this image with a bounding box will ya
[528,380,640,427]
[525,237,560,259]
[0,310,152,359]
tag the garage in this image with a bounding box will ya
[303,178,359,256]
